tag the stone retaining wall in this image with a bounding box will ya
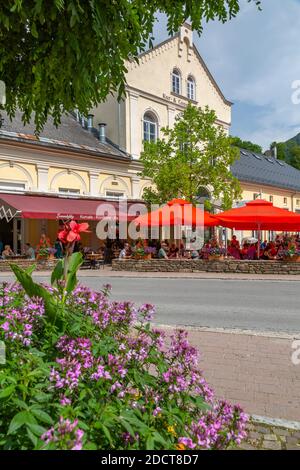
[0,259,57,272]
[112,259,300,275]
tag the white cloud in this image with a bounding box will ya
[196,0,300,148]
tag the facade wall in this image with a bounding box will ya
[241,182,300,212]
[90,94,125,150]
[0,144,151,200]
[94,25,231,160]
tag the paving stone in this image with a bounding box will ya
[248,432,261,440]
[264,434,278,441]
[286,444,300,450]
[239,442,258,450]
[286,436,300,445]
[262,440,282,450]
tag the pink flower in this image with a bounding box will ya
[58,221,89,243]
[1,321,9,331]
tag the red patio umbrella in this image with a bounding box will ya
[133,198,217,227]
[214,199,300,231]
[214,199,300,257]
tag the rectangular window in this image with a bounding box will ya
[0,181,25,191]
[296,199,300,206]
[269,195,273,203]
[283,197,288,205]
[143,121,157,143]
[187,81,195,100]
[105,191,125,199]
[172,74,180,95]
[253,193,260,200]
[58,187,80,194]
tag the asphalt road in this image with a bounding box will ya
[3,275,299,333]
[94,277,300,333]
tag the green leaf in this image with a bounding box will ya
[31,408,54,425]
[51,259,63,286]
[67,252,83,274]
[0,385,15,399]
[26,422,47,437]
[10,264,60,326]
[146,434,154,450]
[85,442,97,450]
[25,264,37,275]
[118,417,135,437]
[65,272,77,294]
[26,427,38,447]
[101,424,114,446]
[12,398,29,410]
[8,411,37,435]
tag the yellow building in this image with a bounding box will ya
[1,22,300,252]
[230,148,300,241]
[0,111,148,251]
[91,23,232,160]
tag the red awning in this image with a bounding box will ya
[0,193,136,221]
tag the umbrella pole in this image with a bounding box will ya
[257,224,261,259]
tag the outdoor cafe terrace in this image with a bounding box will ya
[1,196,300,274]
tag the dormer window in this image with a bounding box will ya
[187,76,195,100]
[172,69,181,95]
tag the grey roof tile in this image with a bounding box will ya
[0,110,130,160]
[232,149,300,192]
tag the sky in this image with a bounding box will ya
[153,0,300,151]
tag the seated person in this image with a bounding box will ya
[157,243,168,259]
[191,249,199,259]
[2,245,14,258]
[262,242,277,260]
[247,243,257,260]
[228,235,241,259]
[25,243,35,259]
[168,243,179,259]
[119,243,130,259]
[199,241,211,260]
[179,242,185,258]
[240,243,249,259]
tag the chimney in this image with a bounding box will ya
[81,115,86,128]
[75,109,80,122]
[270,144,278,159]
[98,123,107,143]
[87,114,94,131]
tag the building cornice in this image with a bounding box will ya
[239,179,300,195]
[0,138,131,166]
[125,85,231,128]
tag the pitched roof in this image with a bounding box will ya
[136,32,231,107]
[232,149,300,192]
[0,110,130,160]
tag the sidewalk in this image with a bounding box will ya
[1,266,300,281]
[159,325,300,422]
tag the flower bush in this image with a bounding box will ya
[0,278,247,450]
[208,247,226,257]
[0,223,248,450]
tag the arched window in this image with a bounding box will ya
[143,112,158,143]
[172,69,181,95]
[187,76,195,100]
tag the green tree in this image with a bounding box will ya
[290,145,300,170]
[140,104,241,210]
[270,141,285,161]
[0,0,261,131]
[231,136,262,154]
